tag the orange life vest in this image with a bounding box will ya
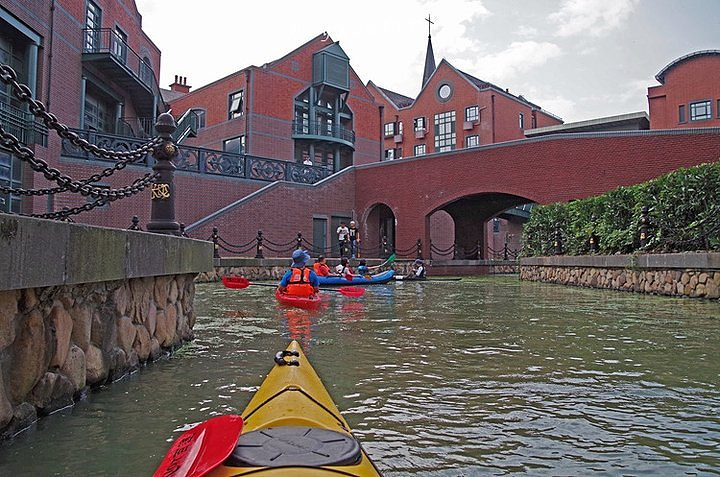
[287,267,315,297]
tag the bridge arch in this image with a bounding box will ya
[426,192,534,259]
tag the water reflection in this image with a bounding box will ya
[0,277,718,476]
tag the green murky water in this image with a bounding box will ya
[0,277,719,475]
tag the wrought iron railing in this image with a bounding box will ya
[292,120,355,143]
[0,94,47,146]
[61,129,333,184]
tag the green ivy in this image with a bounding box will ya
[522,161,720,256]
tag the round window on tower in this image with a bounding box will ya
[437,83,453,102]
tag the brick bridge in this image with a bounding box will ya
[186,128,720,258]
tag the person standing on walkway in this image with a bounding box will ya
[348,220,360,258]
[336,221,349,257]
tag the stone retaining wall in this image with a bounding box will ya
[197,258,516,282]
[519,253,720,300]
[0,214,213,439]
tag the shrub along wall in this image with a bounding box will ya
[522,161,720,256]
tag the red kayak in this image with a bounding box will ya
[275,289,323,310]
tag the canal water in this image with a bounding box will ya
[0,276,719,475]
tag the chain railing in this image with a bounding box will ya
[0,63,162,220]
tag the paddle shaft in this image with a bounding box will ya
[247,282,348,294]
[368,253,396,270]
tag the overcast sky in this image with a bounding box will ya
[135,0,718,124]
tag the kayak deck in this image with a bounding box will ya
[274,289,323,310]
[207,341,380,476]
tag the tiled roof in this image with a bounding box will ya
[377,86,414,109]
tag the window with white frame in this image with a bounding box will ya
[84,1,102,52]
[690,100,711,121]
[413,117,426,131]
[465,135,479,148]
[384,122,396,137]
[111,27,127,64]
[414,144,426,156]
[465,105,479,122]
[229,90,244,119]
[384,148,401,160]
[518,113,524,129]
[223,135,245,154]
[434,111,456,152]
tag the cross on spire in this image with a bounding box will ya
[425,14,434,37]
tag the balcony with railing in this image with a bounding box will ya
[81,28,166,117]
[0,93,47,147]
[61,128,333,185]
[291,120,355,148]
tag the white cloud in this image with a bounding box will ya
[549,0,639,37]
[515,25,539,38]
[455,41,563,83]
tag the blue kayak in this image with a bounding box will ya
[317,269,395,286]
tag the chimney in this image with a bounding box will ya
[169,75,191,94]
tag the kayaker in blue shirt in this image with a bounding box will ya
[278,250,320,296]
[356,259,370,278]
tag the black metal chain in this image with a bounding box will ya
[27,171,158,220]
[0,123,156,199]
[0,64,160,161]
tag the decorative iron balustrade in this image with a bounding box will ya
[0,95,47,146]
[61,129,333,184]
[291,120,355,143]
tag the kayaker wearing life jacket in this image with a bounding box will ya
[279,250,320,297]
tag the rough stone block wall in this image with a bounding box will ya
[0,273,197,439]
[520,266,720,300]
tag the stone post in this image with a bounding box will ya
[147,113,180,235]
[296,232,303,250]
[416,239,423,260]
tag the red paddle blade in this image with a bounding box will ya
[154,415,243,477]
[339,286,365,297]
[221,276,250,289]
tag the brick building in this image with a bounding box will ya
[2,1,717,262]
[365,32,563,257]
[165,34,380,171]
[648,50,720,130]
[1,0,166,218]
[367,33,562,161]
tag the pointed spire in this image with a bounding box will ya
[422,15,436,88]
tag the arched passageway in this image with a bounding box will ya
[363,203,396,257]
[429,193,533,259]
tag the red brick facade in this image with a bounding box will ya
[368,59,562,160]
[3,3,719,263]
[166,36,380,167]
[648,51,720,129]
